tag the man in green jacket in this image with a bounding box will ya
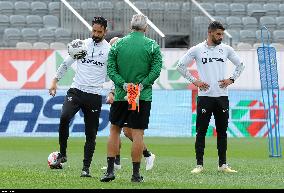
[100,14,162,183]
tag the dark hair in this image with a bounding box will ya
[208,21,225,32]
[92,16,108,29]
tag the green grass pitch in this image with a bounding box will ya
[0,137,284,189]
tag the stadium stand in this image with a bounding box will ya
[10,15,26,29]
[1,0,284,49]
[263,3,279,17]
[230,3,246,17]
[226,16,243,30]
[31,2,49,17]
[271,43,284,50]
[180,2,190,33]
[236,42,253,50]
[240,30,256,45]
[279,4,284,16]
[50,42,66,50]
[246,3,266,20]
[38,28,55,44]
[33,41,49,49]
[273,30,284,44]
[26,15,43,29]
[54,28,72,44]
[225,29,240,48]
[21,28,38,43]
[3,28,22,47]
[48,2,60,18]
[0,1,14,16]
[242,17,258,31]
[259,16,277,31]
[133,1,148,16]
[16,42,33,49]
[81,1,99,24]
[276,17,284,30]
[43,15,59,30]
[164,2,181,33]
[0,15,9,34]
[214,3,230,17]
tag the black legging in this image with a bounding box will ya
[59,88,102,168]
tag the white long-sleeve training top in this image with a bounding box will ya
[55,38,110,95]
[176,40,245,97]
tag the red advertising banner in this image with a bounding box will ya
[0,50,53,89]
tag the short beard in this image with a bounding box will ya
[92,36,103,43]
[212,39,222,45]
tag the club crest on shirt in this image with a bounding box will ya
[99,51,104,56]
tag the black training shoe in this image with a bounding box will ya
[100,172,115,182]
[57,153,67,164]
[80,168,92,177]
[131,175,144,183]
[50,163,63,169]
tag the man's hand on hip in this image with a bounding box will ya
[218,79,234,88]
[193,80,210,91]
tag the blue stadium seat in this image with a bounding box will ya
[225,29,240,47]
[33,41,49,49]
[54,28,72,44]
[3,28,22,47]
[240,30,256,44]
[10,15,26,29]
[16,42,33,49]
[80,1,98,24]
[21,28,38,43]
[273,30,284,44]
[26,15,43,29]
[31,1,48,17]
[50,42,66,50]
[226,16,243,30]
[43,15,59,30]
[247,3,266,19]
[214,3,230,16]
[0,15,10,34]
[276,17,284,30]
[38,28,55,44]
[279,4,284,16]
[263,3,279,17]
[260,16,277,31]
[236,42,253,50]
[199,3,214,15]
[133,1,148,16]
[48,2,60,18]
[242,17,258,31]
[0,1,14,16]
[14,1,31,16]
[230,3,246,17]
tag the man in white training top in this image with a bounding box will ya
[49,16,111,177]
[176,21,245,174]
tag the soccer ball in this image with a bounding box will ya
[47,151,62,169]
[67,39,87,59]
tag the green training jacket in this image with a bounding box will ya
[107,31,162,101]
